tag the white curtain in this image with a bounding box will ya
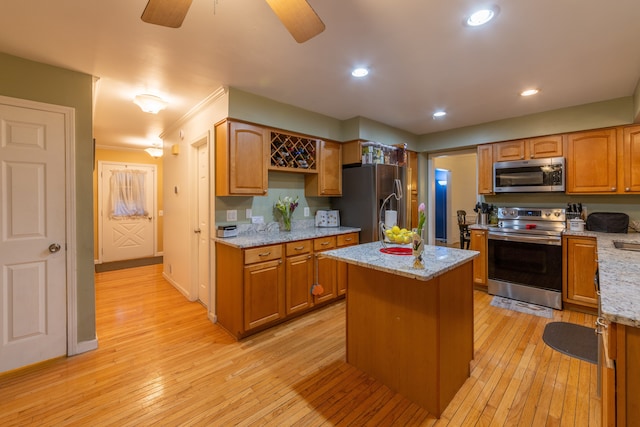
[109,169,148,219]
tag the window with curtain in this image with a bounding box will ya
[109,169,148,219]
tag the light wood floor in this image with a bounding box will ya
[0,264,600,426]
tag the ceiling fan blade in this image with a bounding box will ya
[141,0,193,28]
[265,0,326,43]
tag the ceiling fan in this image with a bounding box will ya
[141,0,325,43]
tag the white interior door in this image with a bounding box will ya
[196,143,209,306]
[99,162,156,262]
[0,102,67,372]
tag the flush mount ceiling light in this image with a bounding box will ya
[466,6,499,27]
[433,111,447,119]
[133,94,168,114]
[520,88,540,97]
[351,67,369,77]
[145,141,163,158]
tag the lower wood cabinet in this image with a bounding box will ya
[469,229,487,287]
[562,236,598,310]
[216,233,357,340]
[285,240,313,315]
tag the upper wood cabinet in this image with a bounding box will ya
[494,135,563,162]
[622,125,640,193]
[566,128,617,193]
[477,144,494,195]
[215,120,269,196]
[305,140,342,196]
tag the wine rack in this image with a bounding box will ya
[269,131,318,172]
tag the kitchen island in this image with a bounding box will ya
[321,241,479,418]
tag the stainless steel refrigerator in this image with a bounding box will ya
[331,164,407,243]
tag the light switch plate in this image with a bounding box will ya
[246,208,252,219]
[226,210,237,221]
[304,207,310,217]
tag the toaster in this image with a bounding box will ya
[315,210,340,227]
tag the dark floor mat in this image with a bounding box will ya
[542,321,597,364]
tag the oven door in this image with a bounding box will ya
[488,233,562,292]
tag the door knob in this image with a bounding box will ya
[49,243,61,253]
[194,228,201,234]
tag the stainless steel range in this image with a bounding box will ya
[487,207,566,310]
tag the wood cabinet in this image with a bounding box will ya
[336,232,359,295]
[313,236,337,303]
[215,120,269,196]
[601,322,640,426]
[562,236,598,309]
[268,130,318,172]
[477,144,494,194]
[494,135,563,162]
[284,240,314,315]
[621,125,640,193]
[566,128,618,193]
[470,229,487,287]
[305,140,342,196]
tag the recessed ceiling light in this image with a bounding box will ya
[466,7,499,27]
[520,89,540,97]
[433,111,447,119]
[351,67,369,78]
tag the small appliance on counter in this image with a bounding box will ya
[216,225,238,238]
[315,210,340,227]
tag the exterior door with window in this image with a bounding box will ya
[99,162,156,262]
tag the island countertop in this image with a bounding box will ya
[320,241,479,282]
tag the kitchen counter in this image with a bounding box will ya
[320,241,476,417]
[213,226,360,249]
[564,230,640,327]
[320,241,479,281]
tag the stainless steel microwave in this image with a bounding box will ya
[493,157,565,193]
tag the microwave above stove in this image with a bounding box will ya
[493,157,565,193]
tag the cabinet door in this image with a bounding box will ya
[469,229,487,286]
[216,120,268,196]
[494,140,526,161]
[477,144,494,194]
[622,125,640,193]
[305,140,342,196]
[563,237,597,308]
[528,134,563,159]
[566,129,617,193]
[314,236,337,303]
[407,150,419,229]
[243,259,284,331]
[285,254,314,314]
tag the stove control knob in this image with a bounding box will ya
[543,211,551,217]
[554,211,561,217]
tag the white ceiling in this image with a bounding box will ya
[1,0,640,150]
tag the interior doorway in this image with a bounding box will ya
[427,149,478,247]
[434,168,451,244]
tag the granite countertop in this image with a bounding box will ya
[213,226,361,249]
[320,241,479,282]
[564,230,640,328]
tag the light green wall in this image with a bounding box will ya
[355,116,419,148]
[0,52,95,343]
[633,80,640,122]
[418,97,634,152]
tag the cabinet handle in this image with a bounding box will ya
[344,238,353,242]
[611,187,616,191]
[626,187,630,192]
[307,255,312,260]
[320,241,330,246]
[294,246,305,250]
[258,251,271,257]
[263,190,267,194]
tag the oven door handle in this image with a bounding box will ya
[488,233,562,246]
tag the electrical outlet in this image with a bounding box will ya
[226,209,237,221]
[304,207,310,217]
[246,208,252,219]
[251,216,264,224]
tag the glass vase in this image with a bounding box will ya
[282,215,292,231]
[412,228,425,269]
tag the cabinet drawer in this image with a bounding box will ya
[285,240,312,256]
[244,244,282,265]
[337,233,359,247]
[314,236,337,251]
